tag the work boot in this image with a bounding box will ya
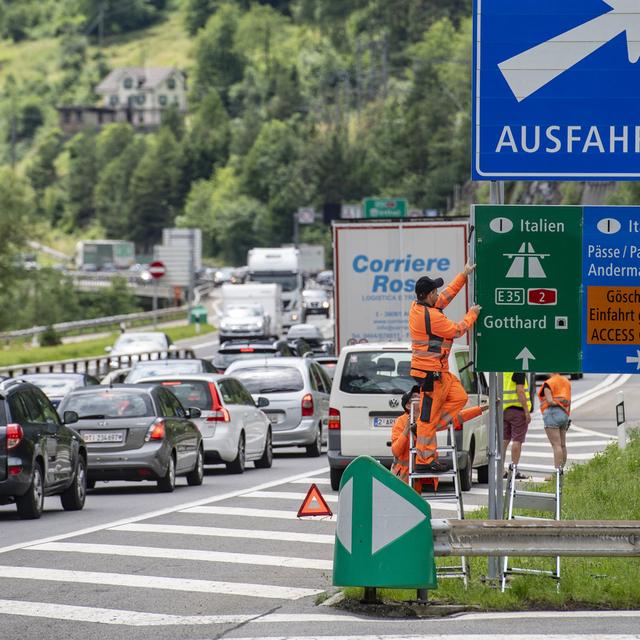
[415,459,452,473]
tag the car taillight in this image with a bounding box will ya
[145,419,165,441]
[207,383,230,422]
[6,424,23,449]
[328,408,341,430]
[301,393,314,417]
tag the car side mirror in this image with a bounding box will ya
[104,346,112,353]
[187,407,202,419]
[256,396,269,408]
[63,410,79,425]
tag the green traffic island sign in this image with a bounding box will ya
[333,456,437,591]
[473,205,582,373]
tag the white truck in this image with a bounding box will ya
[220,283,283,339]
[332,220,469,352]
[298,244,325,276]
[247,247,303,328]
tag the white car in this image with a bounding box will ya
[134,374,272,473]
[106,332,175,369]
[219,305,270,342]
[327,342,489,491]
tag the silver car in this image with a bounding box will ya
[219,305,269,342]
[225,357,331,457]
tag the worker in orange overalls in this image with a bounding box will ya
[538,373,572,469]
[391,386,488,492]
[409,263,481,473]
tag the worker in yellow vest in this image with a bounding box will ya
[502,371,532,479]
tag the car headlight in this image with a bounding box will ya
[322,301,329,308]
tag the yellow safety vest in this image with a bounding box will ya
[503,372,531,411]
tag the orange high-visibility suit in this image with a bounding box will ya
[409,273,479,465]
[391,405,483,492]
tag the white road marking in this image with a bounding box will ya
[228,636,640,640]
[0,566,321,600]
[243,491,339,502]
[518,451,596,460]
[524,431,613,441]
[424,502,482,513]
[183,506,336,521]
[111,523,335,544]
[29,542,332,570]
[457,609,640,621]
[0,465,328,555]
[0,600,364,626]
[291,478,331,485]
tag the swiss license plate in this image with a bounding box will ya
[83,431,124,443]
[372,416,395,428]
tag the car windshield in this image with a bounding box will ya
[157,381,213,411]
[114,334,166,348]
[340,350,414,394]
[303,290,327,300]
[63,390,153,418]
[231,367,304,394]
[21,375,81,397]
[212,351,276,370]
[127,361,202,382]
[225,307,261,318]
[249,273,297,292]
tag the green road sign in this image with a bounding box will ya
[333,456,437,589]
[474,205,582,373]
[363,198,408,219]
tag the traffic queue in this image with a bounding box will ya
[0,322,335,520]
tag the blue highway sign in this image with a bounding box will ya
[582,207,640,373]
[473,1,640,180]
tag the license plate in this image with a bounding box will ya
[83,431,124,443]
[267,414,280,424]
[372,417,396,428]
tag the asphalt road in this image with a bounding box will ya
[2,296,638,639]
[1,370,638,639]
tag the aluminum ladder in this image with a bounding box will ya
[501,463,563,592]
[408,399,469,587]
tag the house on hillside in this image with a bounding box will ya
[57,67,187,135]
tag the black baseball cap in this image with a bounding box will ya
[402,385,420,409]
[415,275,444,298]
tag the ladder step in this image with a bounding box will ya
[505,568,559,578]
[512,493,557,512]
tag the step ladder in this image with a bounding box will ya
[501,463,563,592]
[407,399,469,587]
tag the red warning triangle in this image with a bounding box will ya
[297,483,333,518]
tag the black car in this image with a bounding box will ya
[57,385,204,492]
[21,373,100,409]
[0,379,87,519]
[212,340,294,373]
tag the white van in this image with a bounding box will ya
[327,342,489,491]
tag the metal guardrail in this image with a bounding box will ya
[0,307,186,342]
[0,348,197,379]
[432,519,640,557]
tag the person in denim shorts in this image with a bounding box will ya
[538,373,571,469]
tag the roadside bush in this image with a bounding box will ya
[39,325,62,347]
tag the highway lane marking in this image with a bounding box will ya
[0,465,329,555]
[517,451,596,460]
[183,506,337,520]
[524,431,612,440]
[243,491,339,502]
[0,566,321,600]
[291,478,331,485]
[111,523,335,544]
[0,600,365,626]
[29,542,332,570]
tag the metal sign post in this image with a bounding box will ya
[148,260,166,329]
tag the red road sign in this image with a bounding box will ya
[527,288,557,306]
[148,260,166,280]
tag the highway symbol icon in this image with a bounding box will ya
[504,243,549,279]
[297,484,332,518]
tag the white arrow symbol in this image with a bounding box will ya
[626,350,640,370]
[499,0,640,102]
[515,347,536,371]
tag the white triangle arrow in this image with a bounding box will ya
[516,346,536,371]
[499,1,640,102]
[626,349,640,370]
[371,477,426,554]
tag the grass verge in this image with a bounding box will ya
[0,324,215,367]
[344,432,640,609]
